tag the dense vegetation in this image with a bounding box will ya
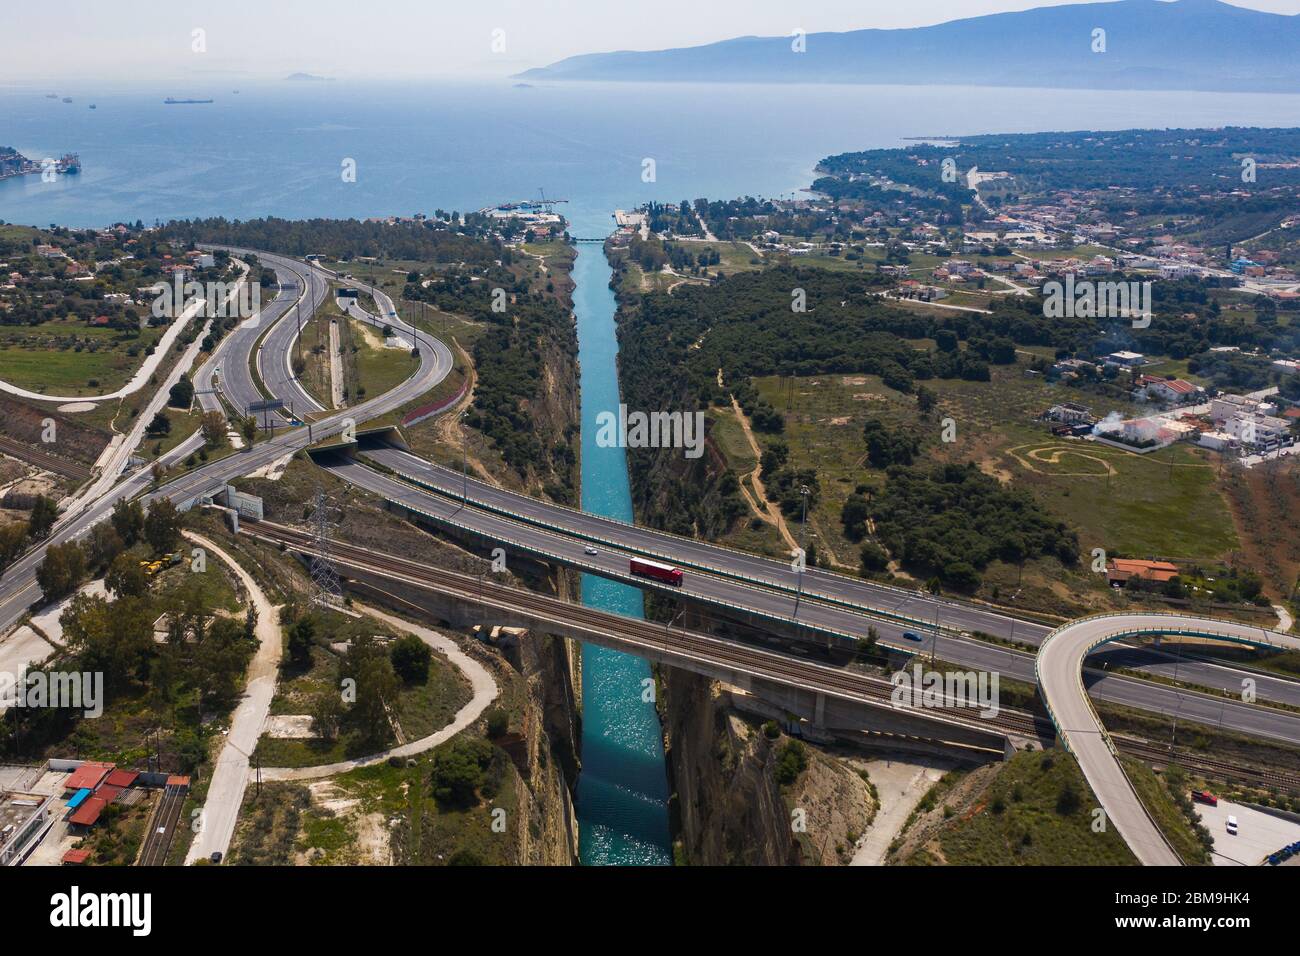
[159,216,508,266]
[864,463,1079,591]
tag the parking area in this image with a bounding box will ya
[1194,799,1300,866]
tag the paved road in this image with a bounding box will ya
[194,253,315,421]
[324,451,1300,743]
[1038,613,1297,866]
[348,443,1300,708]
[257,604,497,782]
[196,248,331,423]
[182,532,280,865]
[0,277,450,637]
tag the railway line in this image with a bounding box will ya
[137,778,187,867]
[0,433,91,481]
[248,519,1039,742]
[246,518,1300,796]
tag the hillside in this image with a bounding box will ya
[516,0,1300,93]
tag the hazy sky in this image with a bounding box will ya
[2,0,1297,85]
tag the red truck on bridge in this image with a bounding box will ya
[629,557,684,587]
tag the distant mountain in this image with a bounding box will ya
[516,0,1300,93]
[286,72,333,82]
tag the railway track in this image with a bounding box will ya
[250,520,1050,742]
[1115,735,1300,793]
[0,432,92,480]
[137,780,187,866]
[249,518,1300,794]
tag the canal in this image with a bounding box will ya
[569,223,673,866]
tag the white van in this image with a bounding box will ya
[1226,815,1239,835]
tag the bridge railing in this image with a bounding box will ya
[380,463,982,642]
[1035,611,1285,756]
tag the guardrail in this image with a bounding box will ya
[379,463,986,643]
[373,480,989,649]
[1034,611,1287,755]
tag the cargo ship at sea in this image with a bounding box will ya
[164,97,214,105]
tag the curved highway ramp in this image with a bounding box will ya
[1037,613,1299,866]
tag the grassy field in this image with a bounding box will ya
[747,360,1239,569]
[897,749,1138,865]
[0,315,170,394]
[255,609,471,769]
[348,316,419,402]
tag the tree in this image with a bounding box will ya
[110,498,145,546]
[0,522,27,575]
[840,494,871,541]
[916,385,937,415]
[390,633,432,684]
[167,378,194,409]
[200,410,227,449]
[775,740,808,785]
[485,708,508,738]
[342,635,399,750]
[61,593,154,690]
[310,689,344,741]
[430,737,495,807]
[193,618,254,706]
[862,418,919,469]
[146,411,171,436]
[286,615,316,666]
[105,553,148,599]
[144,498,182,554]
[27,495,59,541]
[87,523,125,569]
[240,416,257,445]
[36,541,87,600]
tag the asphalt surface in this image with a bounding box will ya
[327,450,1300,744]
[195,248,330,423]
[0,265,450,636]
[1038,613,1295,866]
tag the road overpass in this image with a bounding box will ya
[0,266,452,635]
[245,519,1029,756]
[1039,613,1296,866]
[316,446,1300,745]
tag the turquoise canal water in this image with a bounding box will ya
[570,237,673,866]
[5,79,1295,864]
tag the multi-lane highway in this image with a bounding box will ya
[194,249,330,423]
[3,247,1297,867]
[0,258,451,635]
[324,445,1300,743]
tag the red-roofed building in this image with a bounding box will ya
[62,848,91,865]
[103,769,138,789]
[166,775,191,788]
[68,796,109,828]
[63,762,114,793]
[1137,376,1203,405]
[1107,558,1181,588]
[95,785,124,805]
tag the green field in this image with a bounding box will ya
[0,317,162,394]
[725,355,1241,614]
[899,750,1139,866]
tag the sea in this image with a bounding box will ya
[4,78,1298,864]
